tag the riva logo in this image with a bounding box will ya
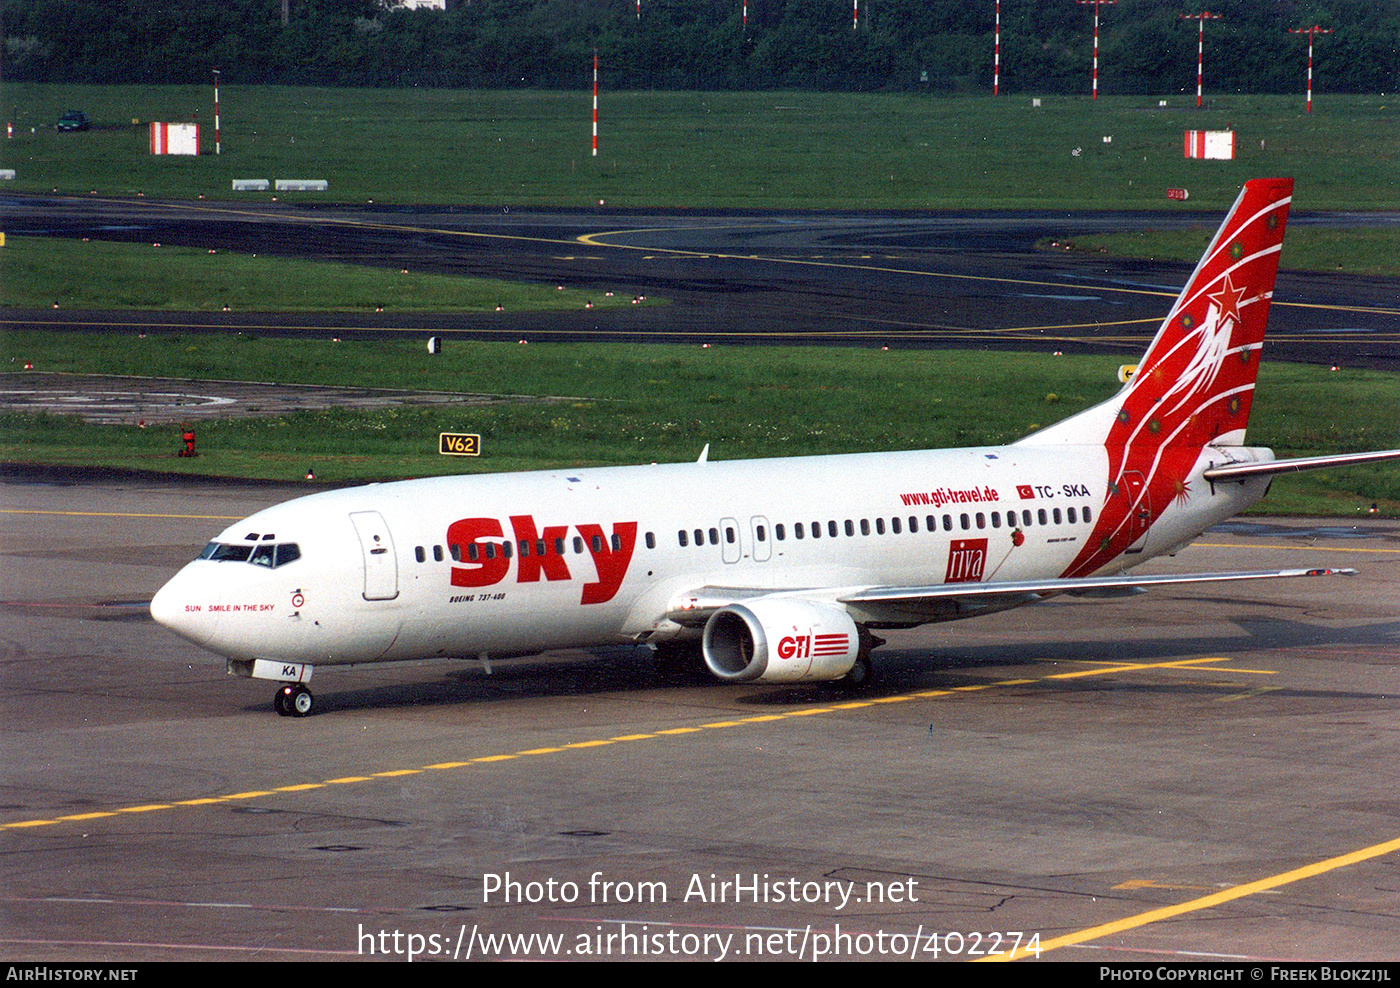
[446,516,637,605]
[945,538,988,584]
[778,632,851,660]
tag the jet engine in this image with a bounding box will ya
[702,598,860,683]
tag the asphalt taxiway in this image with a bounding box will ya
[2,477,1398,962]
[5,195,1400,368]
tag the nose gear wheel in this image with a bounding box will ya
[274,683,314,717]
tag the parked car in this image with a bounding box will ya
[56,110,90,132]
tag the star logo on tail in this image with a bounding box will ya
[1207,274,1247,329]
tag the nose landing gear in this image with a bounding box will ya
[274,682,314,717]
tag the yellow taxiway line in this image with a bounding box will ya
[987,834,1400,961]
[1,655,1274,834]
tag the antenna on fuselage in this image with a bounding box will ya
[697,444,710,463]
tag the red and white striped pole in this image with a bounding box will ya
[1077,0,1115,101]
[591,49,598,158]
[1290,25,1332,114]
[1180,11,1221,109]
[852,0,858,30]
[742,0,747,33]
[212,68,221,154]
[993,0,1000,95]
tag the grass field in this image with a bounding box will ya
[3,332,1397,516]
[3,85,1397,212]
[2,86,1395,514]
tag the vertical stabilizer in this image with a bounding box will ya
[1018,178,1293,577]
[1112,176,1292,449]
[1020,178,1292,450]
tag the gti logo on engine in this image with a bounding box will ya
[778,633,851,659]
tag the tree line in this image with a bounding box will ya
[4,0,1397,94]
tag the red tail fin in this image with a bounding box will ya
[1117,177,1292,449]
[1025,178,1293,578]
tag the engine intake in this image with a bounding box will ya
[702,598,860,683]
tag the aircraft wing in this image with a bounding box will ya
[667,567,1356,628]
[1204,449,1400,482]
[839,567,1358,623]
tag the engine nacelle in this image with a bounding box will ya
[702,598,860,683]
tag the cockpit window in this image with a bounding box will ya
[200,541,301,568]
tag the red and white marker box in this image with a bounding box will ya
[150,122,199,156]
[1184,130,1234,160]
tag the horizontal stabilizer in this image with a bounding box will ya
[1204,449,1400,482]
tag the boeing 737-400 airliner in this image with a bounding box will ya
[150,178,1400,716]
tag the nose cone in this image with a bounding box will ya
[150,568,206,645]
[149,576,180,629]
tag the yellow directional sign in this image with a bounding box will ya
[439,433,481,457]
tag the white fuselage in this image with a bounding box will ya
[147,178,1339,702]
[148,442,1270,673]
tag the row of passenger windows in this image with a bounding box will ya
[407,504,1096,563]
[677,506,1093,547]
[414,531,660,564]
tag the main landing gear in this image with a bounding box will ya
[840,652,875,690]
[274,682,314,717]
[839,630,885,691]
